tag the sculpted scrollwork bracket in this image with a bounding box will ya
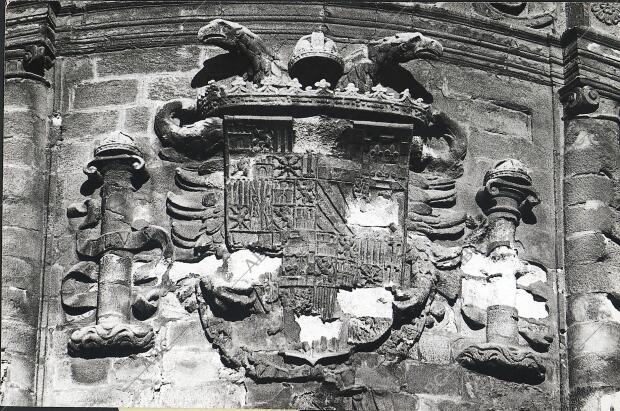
[5,1,59,85]
[562,85,600,119]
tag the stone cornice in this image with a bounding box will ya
[53,1,564,86]
[559,26,620,103]
[5,1,60,83]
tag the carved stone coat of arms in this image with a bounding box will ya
[62,18,552,401]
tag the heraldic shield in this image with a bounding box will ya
[219,114,416,365]
[154,22,468,378]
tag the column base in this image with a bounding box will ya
[68,319,154,358]
[456,342,546,384]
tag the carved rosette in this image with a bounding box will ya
[591,3,620,25]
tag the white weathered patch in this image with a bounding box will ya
[225,249,281,287]
[461,248,524,309]
[461,248,521,280]
[461,278,492,310]
[583,199,607,210]
[515,289,548,319]
[422,144,438,159]
[132,259,169,281]
[460,249,489,278]
[336,287,393,318]
[517,264,546,286]
[295,315,343,344]
[168,255,222,283]
[168,250,280,287]
[158,293,190,320]
[202,171,225,188]
[432,300,458,333]
[566,130,594,151]
[347,196,399,227]
[599,391,620,410]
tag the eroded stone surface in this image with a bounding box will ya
[4,2,619,410]
[336,287,394,318]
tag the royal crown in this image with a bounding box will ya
[198,77,431,125]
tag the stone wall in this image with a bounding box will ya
[2,2,619,410]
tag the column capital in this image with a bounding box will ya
[5,1,60,83]
[480,159,540,225]
[83,132,148,187]
[560,3,620,107]
[561,85,600,117]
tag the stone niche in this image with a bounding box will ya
[3,2,619,411]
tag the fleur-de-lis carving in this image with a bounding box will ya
[343,83,359,95]
[288,78,303,91]
[314,78,331,90]
[369,83,395,100]
[229,76,249,93]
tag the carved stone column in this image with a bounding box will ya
[2,1,58,406]
[561,85,620,410]
[457,160,545,383]
[482,160,540,342]
[561,4,620,408]
[67,133,156,357]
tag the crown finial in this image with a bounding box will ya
[94,131,142,157]
[288,32,344,88]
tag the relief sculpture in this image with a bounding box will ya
[62,132,173,357]
[61,17,552,402]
